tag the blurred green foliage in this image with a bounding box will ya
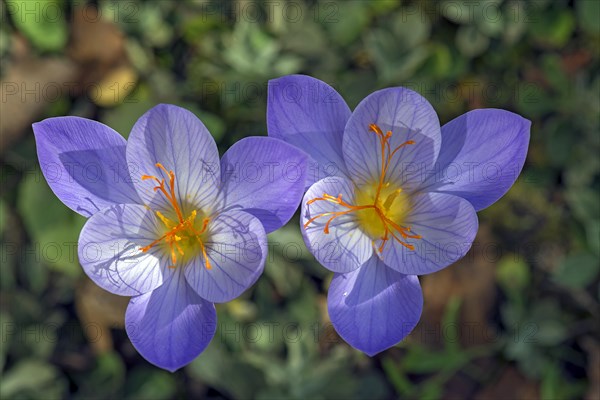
[1,0,599,399]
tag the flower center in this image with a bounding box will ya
[140,163,212,269]
[354,181,410,240]
[303,123,421,256]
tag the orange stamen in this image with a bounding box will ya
[305,123,421,254]
[139,165,212,270]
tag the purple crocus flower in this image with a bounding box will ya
[33,104,308,371]
[267,75,530,355]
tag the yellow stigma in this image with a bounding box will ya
[303,124,421,255]
[140,163,212,269]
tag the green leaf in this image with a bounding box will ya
[541,361,587,400]
[0,198,7,237]
[577,0,600,36]
[529,300,568,346]
[402,344,468,374]
[196,111,226,142]
[19,244,48,294]
[369,0,399,14]
[17,168,72,239]
[0,24,10,56]
[455,25,489,57]
[553,252,600,288]
[567,188,600,222]
[503,1,527,44]
[76,352,126,397]
[586,220,600,256]
[6,0,67,51]
[541,362,561,400]
[529,9,575,47]
[382,356,413,395]
[420,382,443,400]
[393,7,431,50]
[101,85,155,139]
[17,168,84,276]
[0,359,66,399]
[139,3,174,47]
[326,2,370,46]
[534,319,568,346]
[188,341,266,399]
[442,296,462,351]
[441,0,475,24]
[126,39,153,74]
[264,225,309,295]
[496,255,531,293]
[124,368,177,400]
[474,0,504,37]
[420,43,452,79]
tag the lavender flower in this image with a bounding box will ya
[268,75,530,355]
[33,104,308,371]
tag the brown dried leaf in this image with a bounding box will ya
[75,276,129,354]
[416,225,497,347]
[0,53,77,155]
[475,366,540,400]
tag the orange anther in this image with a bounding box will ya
[303,123,421,254]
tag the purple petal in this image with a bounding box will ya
[328,257,423,356]
[301,176,373,273]
[33,117,141,217]
[126,104,220,213]
[125,269,217,372]
[184,210,267,303]
[78,203,172,296]
[424,109,531,210]
[342,88,441,192]
[268,75,351,187]
[381,192,478,275]
[219,137,308,233]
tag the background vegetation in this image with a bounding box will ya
[1,0,599,398]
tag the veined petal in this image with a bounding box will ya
[424,109,531,210]
[33,117,141,217]
[343,88,441,192]
[328,257,423,356]
[78,204,172,296]
[126,104,221,214]
[301,176,373,273]
[268,75,351,187]
[219,137,308,233]
[125,268,217,372]
[382,192,478,275]
[184,210,267,303]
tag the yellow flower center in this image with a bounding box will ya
[354,181,410,240]
[140,163,212,269]
[303,124,421,255]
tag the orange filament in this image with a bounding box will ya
[304,124,421,255]
[368,123,415,201]
[140,163,212,269]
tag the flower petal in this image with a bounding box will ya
[342,88,441,192]
[425,109,531,210]
[78,203,172,296]
[268,75,351,186]
[184,210,267,303]
[301,176,373,273]
[126,104,221,213]
[219,136,308,233]
[33,117,141,217]
[328,257,423,356]
[382,192,478,275]
[125,269,216,372]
